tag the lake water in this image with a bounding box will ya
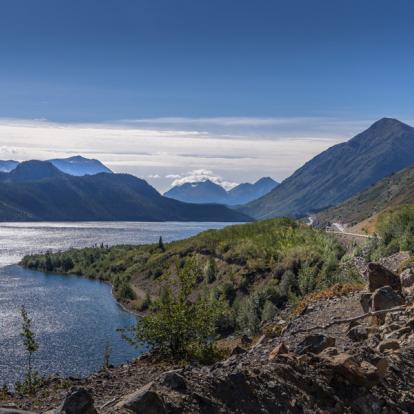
[0,221,229,387]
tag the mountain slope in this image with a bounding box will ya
[314,165,414,228]
[228,177,278,205]
[0,161,251,222]
[48,155,113,176]
[165,177,278,205]
[242,118,414,219]
[164,180,229,204]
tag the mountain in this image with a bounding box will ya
[314,164,414,230]
[242,118,414,219]
[0,156,112,176]
[228,177,279,205]
[164,177,278,205]
[48,155,113,176]
[0,160,19,172]
[0,161,251,222]
[164,180,229,204]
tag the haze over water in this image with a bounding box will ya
[0,221,228,386]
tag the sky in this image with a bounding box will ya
[0,0,413,192]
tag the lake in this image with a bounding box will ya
[0,221,229,387]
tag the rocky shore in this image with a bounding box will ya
[2,258,414,414]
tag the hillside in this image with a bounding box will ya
[242,118,414,219]
[315,165,414,229]
[21,218,361,323]
[165,177,278,205]
[0,161,250,222]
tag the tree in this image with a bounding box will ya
[158,236,165,252]
[19,305,40,393]
[132,259,223,362]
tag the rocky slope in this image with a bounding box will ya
[3,257,414,413]
[315,165,414,229]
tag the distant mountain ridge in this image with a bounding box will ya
[0,160,19,172]
[241,118,414,219]
[0,161,251,222]
[0,155,112,176]
[164,177,278,205]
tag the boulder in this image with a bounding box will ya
[347,326,368,342]
[360,292,372,313]
[115,382,166,414]
[366,263,401,293]
[230,345,247,356]
[329,353,380,387]
[160,370,187,391]
[268,342,288,361]
[295,334,335,355]
[378,339,400,353]
[57,388,96,414]
[372,286,404,312]
[400,269,414,288]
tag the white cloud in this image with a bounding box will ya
[170,169,239,190]
[0,115,391,192]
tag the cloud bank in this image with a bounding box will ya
[0,116,383,192]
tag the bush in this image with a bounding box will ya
[132,260,224,362]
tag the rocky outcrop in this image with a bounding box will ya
[366,262,402,292]
[55,388,97,414]
[372,286,404,311]
[401,268,414,288]
[295,334,335,354]
[115,382,167,414]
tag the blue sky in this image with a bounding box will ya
[0,0,413,190]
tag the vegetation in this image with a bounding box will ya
[22,218,362,339]
[16,306,42,395]
[315,165,414,230]
[364,205,414,260]
[129,260,224,362]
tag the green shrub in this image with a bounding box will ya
[132,260,224,362]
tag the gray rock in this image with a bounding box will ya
[401,269,414,288]
[366,263,402,293]
[295,334,335,355]
[372,286,404,311]
[0,409,38,414]
[360,292,372,313]
[115,382,166,414]
[57,388,96,414]
[378,339,400,352]
[160,369,187,391]
[347,326,368,342]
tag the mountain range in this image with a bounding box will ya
[164,177,278,205]
[0,155,112,176]
[241,118,414,219]
[0,161,250,222]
